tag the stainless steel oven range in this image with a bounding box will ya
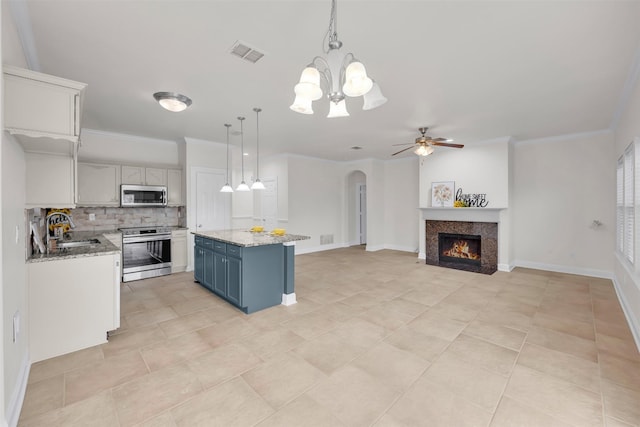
[120,226,172,282]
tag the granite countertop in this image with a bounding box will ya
[27,231,121,263]
[193,229,310,248]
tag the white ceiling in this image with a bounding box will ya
[9,0,640,161]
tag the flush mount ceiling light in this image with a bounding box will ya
[290,0,387,118]
[220,124,234,193]
[153,92,192,112]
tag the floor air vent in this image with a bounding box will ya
[229,41,265,64]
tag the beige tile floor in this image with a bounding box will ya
[19,247,640,426]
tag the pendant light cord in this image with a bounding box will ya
[253,107,262,179]
[238,117,246,181]
[323,0,338,53]
[224,123,231,183]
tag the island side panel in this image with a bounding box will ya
[283,242,296,304]
[241,243,284,313]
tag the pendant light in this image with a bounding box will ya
[289,0,386,117]
[220,123,234,193]
[251,108,265,190]
[235,116,250,192]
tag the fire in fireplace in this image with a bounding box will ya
[438,233,481,266]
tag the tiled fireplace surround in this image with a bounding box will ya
[425,220,498,274]
[420,208,505,274]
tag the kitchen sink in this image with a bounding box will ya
[56,238,101,248]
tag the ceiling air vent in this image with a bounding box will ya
[229,41,265,64]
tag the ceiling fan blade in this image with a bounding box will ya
[432,142,465,148]
[391,146,416,156]
[392,143,414,146]
[431,138,448,142]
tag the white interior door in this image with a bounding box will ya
[358,183,367,244]
[261,178,278,231]
[195,169,227,231]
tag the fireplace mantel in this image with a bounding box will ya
[419,207,506,223]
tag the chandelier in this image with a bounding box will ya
[290,0,387,118]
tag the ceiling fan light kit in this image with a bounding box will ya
[153,92,192,112]
[415,145,434,156]
[392,127,464,157]
[290,0,386,118]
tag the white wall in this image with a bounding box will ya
[419,138,510,208]
[613,60,640,347]
[384,158,419,252]
[287,155,344,252]
[261,155,289,224]
[1,133,28,425]
[79,129,180,166]
[2,4,29,425]
[512,131,615,276]
[258,155,419,256]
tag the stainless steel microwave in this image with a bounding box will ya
[120,185,167,207]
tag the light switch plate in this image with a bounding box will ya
[89,214,96,221]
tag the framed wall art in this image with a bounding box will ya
[431,181,455,207]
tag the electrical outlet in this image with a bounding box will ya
[89,213,96,221]
[12,311,20,343]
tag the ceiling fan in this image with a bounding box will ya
[392,127,464,156]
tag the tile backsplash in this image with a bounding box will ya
[70,207,186,231]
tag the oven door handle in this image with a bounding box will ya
[123,234,171,244]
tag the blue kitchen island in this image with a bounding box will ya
[192,230,310,314]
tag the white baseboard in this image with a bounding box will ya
[498,263,513,272]
[512,259,614,280]
[417,252,425,260]
[295,242,348,255]
[611,276,640,352]
[382,244,418,253]
[6,352,29,427]
[365,244,385,252]
[281,293,297,306]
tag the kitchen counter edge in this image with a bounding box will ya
[193,229,310,248]
[27,232,121,263]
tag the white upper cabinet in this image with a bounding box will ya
[121,166,167,186]
[77,162,121,206]
[3,66,86,154]
[167,169,183,206]
[25,151,77,209]
[143,167,167,186]
[121,166,144,185]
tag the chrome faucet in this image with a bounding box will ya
[45,212,76,248]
